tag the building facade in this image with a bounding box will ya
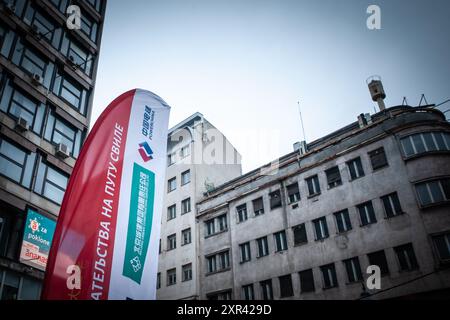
[0,0,106,299]
[196,106,450,300]
[157,112,242,300]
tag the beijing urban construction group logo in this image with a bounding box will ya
[138,142,153,162]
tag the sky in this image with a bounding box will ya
[91,0,450,173]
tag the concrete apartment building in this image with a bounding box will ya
[157,112,242,300]
[196,104,450,300]
[0,0,106,299]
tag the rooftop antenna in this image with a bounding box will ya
[297,100,307,142]
[418,94,428,107]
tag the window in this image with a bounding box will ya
[44,112,82,158]
[381,192,403,217]
[256,236,269,257]
[292,223,307,245]
[343,257,363,283]
[181,170,191,185]
[86,0,103,12]
[1,84,45,134]
[205,219,215,237]
[394,243,419,271]
[367,250,389,275]
[207,290,232,300]
[325,166,342,188]
[0,138,36,188]
[167,153,175,166]
[0,211,23,259]
[279,275,294,298]
[23,3,62,49]
[334,209,352,233]
[33,157,68,204]
[182,228,191,245]
[239,242,251,263]
[242,284,254,300]
[167,177,176,192]
[181,198,191,214]
[368,147,388,170]
[260,279,273,300]
[218,251,230,270]
[299,269,315,293]
[286,183,300,203]
[0,268,42,300]
[180,145,190,158]
[182,263,192,282]
[206,255,216,274]
[52,73,88,115]
[159,239,161,254]
[313,217,329,240]
[206,250,230,273]
[167,234,176,251]
[347,157,365,180]
[11,40,49,81]
[167,268,176,286]
[156,272,161,289]
[269,190,282,209]
[432,233,450,263]
[49,0,69,14]
[274,231,288,252]
[80,12,99,43]
[167,204,176,221]
[415,178,450,207]
[357,201,377,226]
[217,214,227,232]
[320,263,338,289]
[306,175,321,196]
[252,197,264,216]
[65,37,94,76]
[400,132,450,157]
[236,204,248,223]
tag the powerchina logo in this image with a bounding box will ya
[138,142,153,162]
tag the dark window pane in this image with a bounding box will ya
[422,133,437,151]
[401,137,415,157]
[293,224,307,245]
[279,275,293,298]
[253,198,264,216]
[394,243,419,271]
[433,234,450,262]
[344,257,363,283]
[412,134,426,153]
[326,166,342,188]
[368,250,389,275]
[299,269,315,293]
[269,190,282,209]
[369,147,388,170]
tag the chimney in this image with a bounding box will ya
[367,75,386,111]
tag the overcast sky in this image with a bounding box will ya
[91,0,450,173]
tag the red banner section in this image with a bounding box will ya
[42,90,135,300]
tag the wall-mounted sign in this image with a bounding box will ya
[20,209,56,271]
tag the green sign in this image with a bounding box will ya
[123,163,155,284]
[20,209,56,271]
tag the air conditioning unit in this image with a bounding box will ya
[15,116,29,132]
[31,73,43,85]
[56,143,70,159]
